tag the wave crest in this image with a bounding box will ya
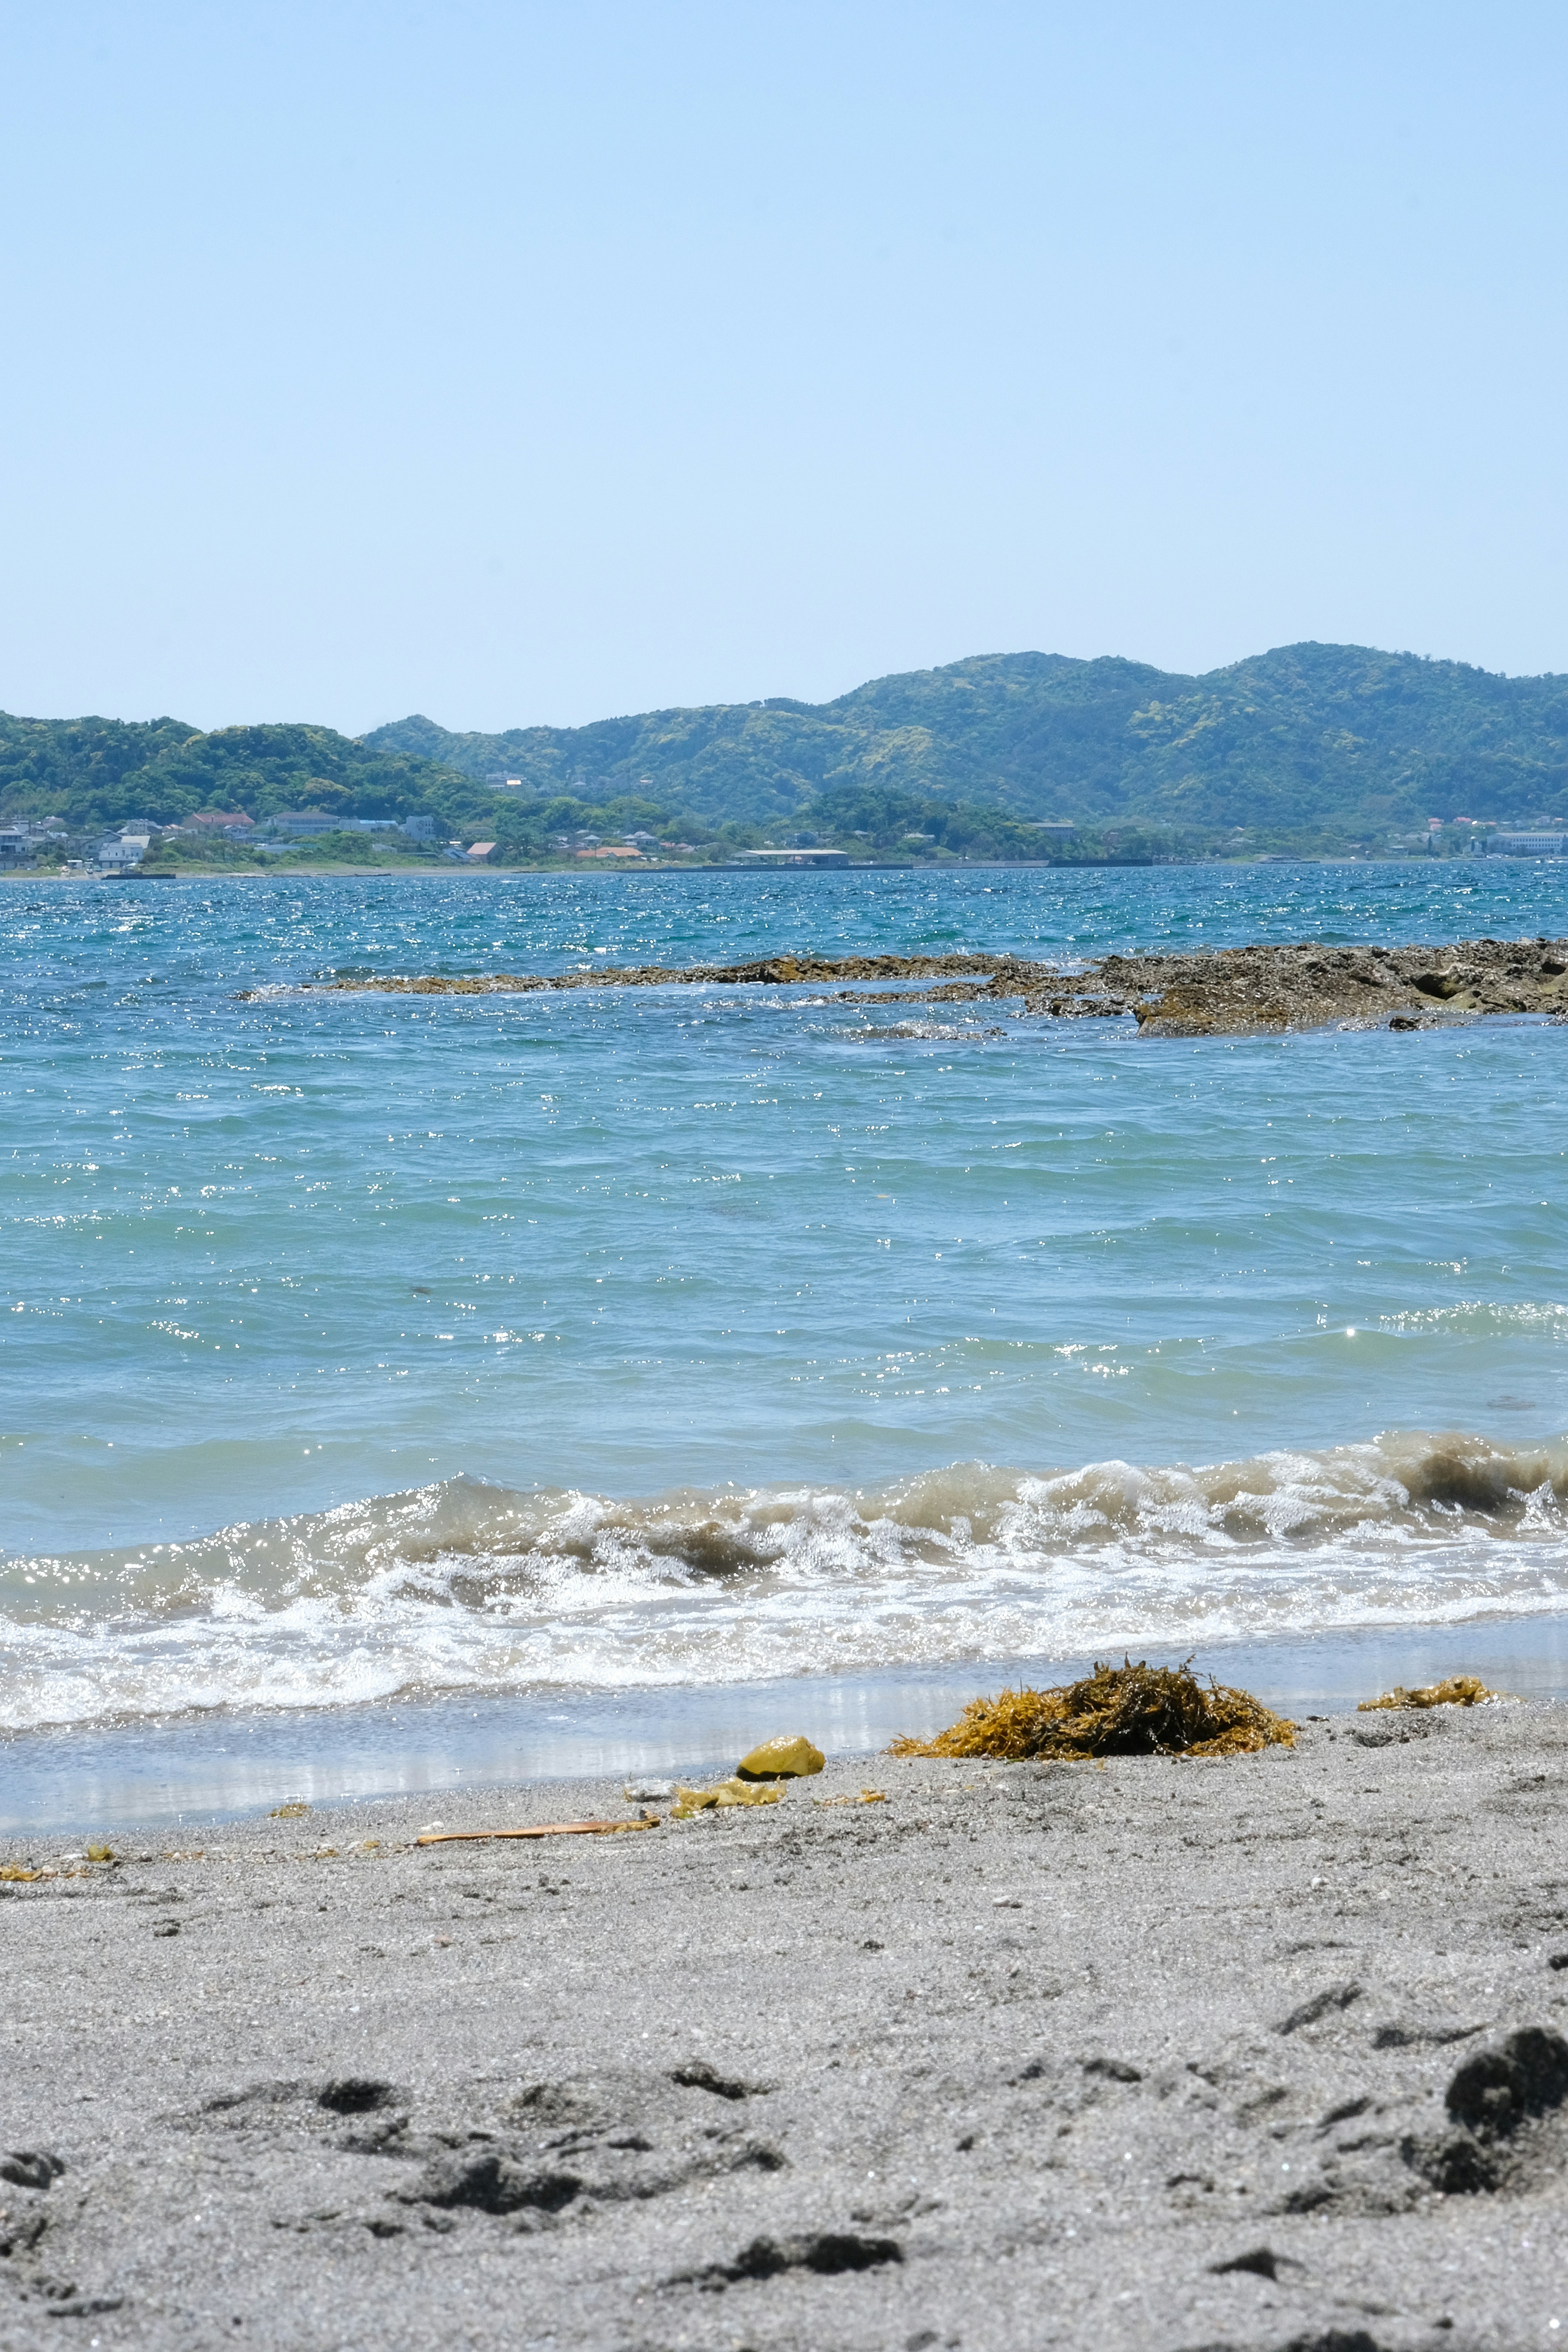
[3,1429,1566,1731]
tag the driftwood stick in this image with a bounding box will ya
[414,1816,659,1846]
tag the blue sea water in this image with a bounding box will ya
[3,859,1568,1751]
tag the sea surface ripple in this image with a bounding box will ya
[3,859,1566,1730]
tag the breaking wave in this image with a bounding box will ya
[4,1429,1568,1731]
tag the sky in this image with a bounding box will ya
[1,0,1565,735]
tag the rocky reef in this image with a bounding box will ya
[315,935,1568,1035]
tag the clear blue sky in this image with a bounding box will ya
[2,1,1564,734]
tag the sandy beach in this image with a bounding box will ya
[3,1701,1566,2351]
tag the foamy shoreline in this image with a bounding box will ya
[7,1612,1568,1835]
[3,1708,1566,2348]
[11,1435,1568,1754]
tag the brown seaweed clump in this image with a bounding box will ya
[889,1658,1295,1762]
[1358,1675,1508,1712]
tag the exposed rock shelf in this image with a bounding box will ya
[314,936,1568,1035]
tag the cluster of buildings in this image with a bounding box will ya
[0,817,68,865]
[8,802,1568,878]
[81,808,445,869]
[549,828,678,860]
[1415,817,1568,854]
[1482,829,1568,855]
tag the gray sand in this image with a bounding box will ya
[3,1704,1566,2351]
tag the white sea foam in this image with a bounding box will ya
[3,1429,1567,1731]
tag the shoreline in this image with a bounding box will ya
[0,853,1505,883]
[7,1614,1568,1837]
[2,1706,1564,2348]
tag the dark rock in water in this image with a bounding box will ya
[1446,2026,1568,2136]
[323,935,1568,1038]
[0,2152,65,2191]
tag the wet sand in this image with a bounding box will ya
[9,1617,1568,1839]
[3,1702,1566,2351]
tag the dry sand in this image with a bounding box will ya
[3,1702,1566,2352]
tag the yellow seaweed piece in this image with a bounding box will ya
[1357,1675,1510,1712]
[670,1777,784,1819]
[890,1658,1295,1762]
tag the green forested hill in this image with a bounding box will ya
[365,643,1568,831]
[119,723,487,831]
[5,643,1567,860]
[0,717,493,836]
[0,713,197,819]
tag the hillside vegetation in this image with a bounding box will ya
[367,644,1568,832]
[4,642,1565,866]
[0,718,488,838]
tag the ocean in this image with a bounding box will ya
[4,859,1568,1825]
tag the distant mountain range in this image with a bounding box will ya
[4,644,1566,860]
[365,644,1568,832]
